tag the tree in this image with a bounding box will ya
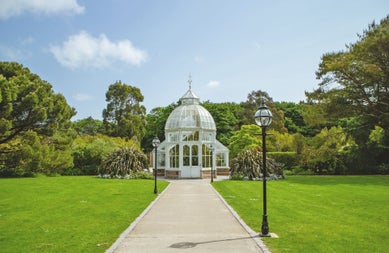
[301,126,355,174]
[72,117,104,136]
[308,16,389,146]
[228,124,262,159]
[267,129,299,152]
[0,62,76,176]
[102,81,146,141]
[240,90,287,133]
[142,103,176,152]
[306,16,389,170]
[0,62,76,145]
[275,102,315,136]
[202,101,241,146]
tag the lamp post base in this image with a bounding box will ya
[260,214,269,237]
[154,172,158,194]
[154,176,158,194]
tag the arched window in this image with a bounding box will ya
[183,145,190,166]
[191,145,198,166]
[169,144,179,168]
[202,144,212,168]
[217,153,226,167]
[182,131,199,141]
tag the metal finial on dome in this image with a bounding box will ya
[188,73,192,90]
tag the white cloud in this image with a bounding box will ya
[50,31,148,69]
[207,80,220,88]
[73,93,93,102]
[0,0,84,19]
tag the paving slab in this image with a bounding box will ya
[107,180,269,253]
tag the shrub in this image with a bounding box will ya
[300,126,354,174]
[98,146,148,178]
[71,134,140,175]
[376,163,389,175]
[229,173,245,180]
[230,146,284,180]
[268,152,298,170]
[131,171,154,180]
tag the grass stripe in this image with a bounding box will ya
[213,176,389,253]
[0,176,169,253]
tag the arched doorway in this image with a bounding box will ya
[181,144,201,178]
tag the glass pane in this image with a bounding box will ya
[169,144,179,168]
[202,144,211,167]
[183,145,190,166]
[192,145,198,166]
[194,131,199,141]
[217,153,226,166]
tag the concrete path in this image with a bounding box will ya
[107,180,270,253]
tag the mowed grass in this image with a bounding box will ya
[0,176,169,253]
[213,176,389,253]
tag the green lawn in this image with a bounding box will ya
[213,176,389,253]
[0,176,169,253]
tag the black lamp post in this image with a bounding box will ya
[210,145,215,183]
[254,97,273,237]
[152,136,160,194]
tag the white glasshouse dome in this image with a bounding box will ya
[165,88,216,131]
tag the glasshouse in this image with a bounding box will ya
[153,81,229,179]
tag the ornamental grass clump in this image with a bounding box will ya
[99,146,148,178]
[230,147,284,180]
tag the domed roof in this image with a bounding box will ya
[165,87,216,131]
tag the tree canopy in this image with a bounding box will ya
[240,90,287,133]
[0,62,76,176]
[305,16,389,171]
[102,81,146,141]
[142,104,176,152]
[307,16,389,145]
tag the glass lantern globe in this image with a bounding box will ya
[254,99,273,127]
[152,136,160,148]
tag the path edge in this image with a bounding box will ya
[105,182,171,253]
[210,184,272,253]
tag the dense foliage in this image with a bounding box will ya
[67,134,138,175]
[202,101,242,146]
[306,16,389,172]
[72,116,104,136]
[0,62,76,176]
[102,81,146,141]
[142,104,176,153]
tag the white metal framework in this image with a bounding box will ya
[154,83,229,179]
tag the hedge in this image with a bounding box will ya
[268,152,299,170]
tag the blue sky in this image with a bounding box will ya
[1,0,388,120]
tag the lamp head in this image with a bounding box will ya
[152,136,160,148]
[254,97,273,127]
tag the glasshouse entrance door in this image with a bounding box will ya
[181,145,201,178]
